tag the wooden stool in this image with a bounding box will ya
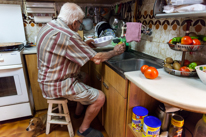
[46,98,74,137]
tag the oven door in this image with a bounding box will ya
[0,64,29,106]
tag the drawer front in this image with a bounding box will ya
[103,64,127,98]
[0,51,21,66]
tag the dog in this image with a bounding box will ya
[26,114,47,137]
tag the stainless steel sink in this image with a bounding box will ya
[108,52,136,61]
[109,58,162,72]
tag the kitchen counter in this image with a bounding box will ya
[124,69,206,113]
[22,44,114,54]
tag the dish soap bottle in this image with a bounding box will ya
[194,114,206,137]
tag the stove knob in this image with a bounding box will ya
[0,58,4,62]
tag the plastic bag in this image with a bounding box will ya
[171,0,204,5]
[163,4,206,13]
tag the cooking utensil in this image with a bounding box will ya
[80,18,93,31]
[156,103,178,131]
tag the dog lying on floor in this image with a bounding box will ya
[26,114,47,137]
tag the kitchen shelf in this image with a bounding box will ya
[128,123,142,137]
[153,0,206,18]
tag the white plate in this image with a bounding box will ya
[92,36,113,47]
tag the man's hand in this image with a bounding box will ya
[113,43,126,55]
[85,39,96,48]
[91,43,126,65]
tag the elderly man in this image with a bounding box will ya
[36,2,125,137]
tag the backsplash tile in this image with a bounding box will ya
[1,0,206,64]
[132,1,206,63]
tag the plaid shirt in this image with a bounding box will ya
[36,19,96,99]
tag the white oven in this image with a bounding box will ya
[0,65,29,106]
[0,4,34,121]
[0,50,34,121]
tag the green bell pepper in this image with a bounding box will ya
[197,35,206,42]
[188,62,197,70]
[172,37,182,44]
[190,36,199,39]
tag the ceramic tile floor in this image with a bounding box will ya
[0,107,109,137]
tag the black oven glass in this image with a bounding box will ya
[0,76,17,97]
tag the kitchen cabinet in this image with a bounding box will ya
[90,62,128,137]
[126,82,159,137]
[25,54,48,110]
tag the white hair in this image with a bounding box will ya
[58,3,85,25]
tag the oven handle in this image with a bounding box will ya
[0,64,22,70]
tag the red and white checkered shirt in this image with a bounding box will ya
[36,19,96,99]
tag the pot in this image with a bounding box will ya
[156,103,179,131]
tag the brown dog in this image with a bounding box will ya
[26,114,47,137]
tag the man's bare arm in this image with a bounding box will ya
[91,43,126,64]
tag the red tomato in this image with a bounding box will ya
[192,39,201,45]
[181,36,193,45]
[169,39,173,44]
[179,66,190,72]
[141,65,149,74]
[144,67,159,79]
[184,60,190,66]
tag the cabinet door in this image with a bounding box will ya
[90,68,103,125]
[91,69,102,90]
[25,54,48,110]
[102,80,127,137]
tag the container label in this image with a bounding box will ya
[132,113,147,132]
[142,123,160,137]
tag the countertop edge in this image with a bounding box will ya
[124,69,206,113]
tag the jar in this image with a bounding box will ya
[194,114,206,137]
[132,106,148,132]
[168,115,184,137]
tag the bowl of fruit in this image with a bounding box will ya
[163,57,200,77]
[195,65,206,84]
[168,34,205,52]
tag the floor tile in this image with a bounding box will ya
[1,133,16,137]
[16,119,30,133]
[15,131,35,137]
[0,122,18,136]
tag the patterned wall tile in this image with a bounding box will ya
[152,20,162,42]
[150,41,159,58]
[159,19,170,43]
[168,18,181,40]
[159,43,177,59]
[139,39,147,52]
[190,18,206,35]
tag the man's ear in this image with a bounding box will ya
[72,20,78,29]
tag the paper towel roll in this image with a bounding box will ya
[34,16,52,23]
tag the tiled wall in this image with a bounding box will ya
[131,0,206,63]
[1,0,206,63]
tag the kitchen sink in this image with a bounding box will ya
[108,52,136,61]
[109,58,162,72]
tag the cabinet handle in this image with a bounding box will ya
[96,75,101,82]
[103,82,109,89]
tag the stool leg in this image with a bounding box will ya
[46,103,53,134]
[58,104,63,127]
[62,103,74,137]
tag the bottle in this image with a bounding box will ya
[194,114,206,137]
[168,114,184,137]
